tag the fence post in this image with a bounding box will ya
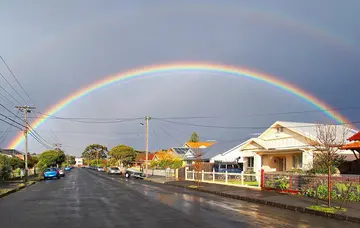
[261,169,265,188]
[201,170,204,182]
[241,173,244,186]
[225,171,228,184]
[185,167,188,180]
[289,175,293,190]
[192,170,195,181]
[212,169,215,182]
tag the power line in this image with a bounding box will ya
[0,110,20,146]
[0,104,23,121]
[154,118,360,130]
[0,110,53,149]
[0,90,16,106]
[0,118,22,131]
[31,111,143,123]
[153,120,183,146]
[0,117,51,149]
[0,84,21,105]
[0,71,28,104]
[0,56,35,105]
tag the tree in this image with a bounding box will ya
[65,155,76,165]
[309,154,345,174]
[0,155,12,181]
[82,144,108,166]
[312,123,348,207]
[189,132,200,142]
[9,157,24,169]
[37,150,66,171]
[28,155,39,168]
[109,145,136,168]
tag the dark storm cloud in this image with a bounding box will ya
[0,0,359,155]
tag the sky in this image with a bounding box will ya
[0,0,359,157]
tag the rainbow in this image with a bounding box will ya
[8,62,353,149]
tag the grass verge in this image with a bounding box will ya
[308,205,347,214]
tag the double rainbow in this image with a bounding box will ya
[8,62,352,149]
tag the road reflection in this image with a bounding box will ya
[112,176,357,228]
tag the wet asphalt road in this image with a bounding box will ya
[0,168,358,228]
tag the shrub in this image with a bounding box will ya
[265,175,290,190]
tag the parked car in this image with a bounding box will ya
[125,168,145,179]
[97,167,105,172]
[58,168,65,177]
[65,166,71,171]
[107,167,121,175]
[43,168,60,180]
[213,162,243,173]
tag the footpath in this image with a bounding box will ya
[145,176,360,224]
[0,176,41,198]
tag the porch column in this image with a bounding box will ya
[301,149,314,171]
[254,153,262,174]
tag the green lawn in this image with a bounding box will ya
[213,179,259,187]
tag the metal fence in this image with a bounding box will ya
[185,169,260,188]
[263,172,360,201]
[264,172,360,191]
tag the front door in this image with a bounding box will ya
[278,158,285,171]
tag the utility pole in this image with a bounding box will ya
[145,116,151,178]
[54,143,62,151]
[15,105,36,183]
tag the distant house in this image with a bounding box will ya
[0,149,26,160]
[179,141,217,165]
[75,157,84,167]
[210,121,357,174]
[134,152,155,167]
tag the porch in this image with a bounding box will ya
[257,150,304,172]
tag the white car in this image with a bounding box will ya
[125,168,145,179]
[107,167,121,175]
[97,167,105,172]
[58,169,65,177]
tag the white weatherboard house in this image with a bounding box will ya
[75,157,84,167]
[210,121,357,174]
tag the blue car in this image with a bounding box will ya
[65,167,71,171]
[43,168,60,180]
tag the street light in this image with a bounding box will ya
[140,117,150,178]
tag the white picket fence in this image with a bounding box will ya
[10,168,39,179]
[185,169,261,188]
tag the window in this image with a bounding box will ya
[277,127,284,133]
[247,157,254,168]
[292,155,303,169]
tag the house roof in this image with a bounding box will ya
[185,141,216,148]
[135,153,155,162]
[260,121,357,142]
[171,147,190,156]
[342,141,360,150]
[202,141,241,160]
[348,132,360,141]
[154,151,177,160]
[0,149,23,156]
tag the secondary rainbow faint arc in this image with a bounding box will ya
[8,62,353,149]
